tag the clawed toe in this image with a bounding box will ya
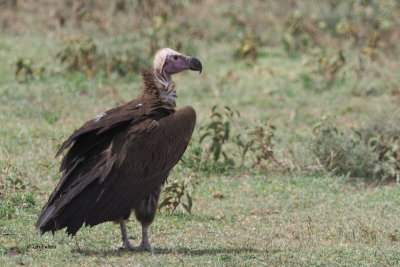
[120,242,135,251]
[121,241,153,253]
[132,242,154,253]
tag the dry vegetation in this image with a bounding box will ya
[1,0,400,265]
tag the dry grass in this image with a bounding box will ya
[1,0,400,265]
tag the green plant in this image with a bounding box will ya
[159,169,198,214]
[14,58,45,82]
[235,32,259,64]
[302,48,346,90]
[199,105,240,163]
[361,115,400,181]
[311,115,400,181]
[235,122,286,171]
[1,162,27,191]
[0,199,15,219]
[331,0,398,52]
[311,117,375,178]
[281,10,321,56]
[14,58,33,81]
[56,36,98,75]
[108,47,148,77]
[314,48,346,81]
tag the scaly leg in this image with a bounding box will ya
[120,220,153,252]
[120,220,135,250]
[133,225,153,252]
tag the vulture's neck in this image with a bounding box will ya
[141,68,177,107]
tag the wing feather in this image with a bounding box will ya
[37,104,195,235]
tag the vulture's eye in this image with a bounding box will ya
[173,55,178,60]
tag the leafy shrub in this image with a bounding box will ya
[158,169,198,214]
[159,106,286,213]
[108,46,148,77]
[14,57,46,82]
[312,48,346,81]
[0,199,15,219]
[56,36,98,75]
[199,105,240,163]
[281,1,400,54]
[330,0,399,52]
[1,162,27,191]
[56,36,151,78]
[14,58,33,81]
[282,10,321,55]
[176,105,240,175]
[311,116,400,181]
[301,48,346,90]
[187,105,290,175]
[361,115,400,181]
[311,117,376,178]
[235,123,287,171]
[235,32,259,64]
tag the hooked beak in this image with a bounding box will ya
[188,57,202,74]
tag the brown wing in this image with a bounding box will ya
[85,106,196,226]
[44,97,172,204]
[36,105,196,235]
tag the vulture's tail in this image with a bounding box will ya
[36,182,102,236]
[36,148,116,235]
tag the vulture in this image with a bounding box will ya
[36,48,202,252]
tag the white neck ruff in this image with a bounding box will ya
[155,75,177,107]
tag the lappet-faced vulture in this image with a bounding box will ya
[36,48,202,252]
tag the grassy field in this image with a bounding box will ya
[1,1,400,266]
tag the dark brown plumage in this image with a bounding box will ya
[36,48,202,251]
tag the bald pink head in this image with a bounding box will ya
[153,48,202,81]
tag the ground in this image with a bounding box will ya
[1,1,400,266]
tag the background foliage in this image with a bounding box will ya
[0,0,399,265]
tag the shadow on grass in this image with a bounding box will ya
[158,247,266,256]
[72,247,267,256]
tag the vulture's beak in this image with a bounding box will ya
[188,57,202,74]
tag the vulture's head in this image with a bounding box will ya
[154,48,202,82]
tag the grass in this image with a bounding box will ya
[1,174,399,265]
[1,0,400,265]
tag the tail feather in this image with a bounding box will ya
[36,205,56,232]
[36,150,116,235]
[36,181,103,236]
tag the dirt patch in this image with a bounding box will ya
[5,246,22,256]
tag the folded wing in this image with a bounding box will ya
[36,101,196,235]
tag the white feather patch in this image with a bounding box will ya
[154,74,177,107]
[95,112,107,122]
[158,81,177,106]
[159,89,177,105]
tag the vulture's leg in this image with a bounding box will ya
[132,185,161,252]
[133,224,152,252]
[120,220,135,250]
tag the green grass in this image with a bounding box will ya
[1,0,400,265]
[1,174,399,265]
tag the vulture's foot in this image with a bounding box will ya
[119,220,153,253]
[131,225,154,252]
[131,240,154,253]
[120,240,135,251]
[120,240,153,253]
